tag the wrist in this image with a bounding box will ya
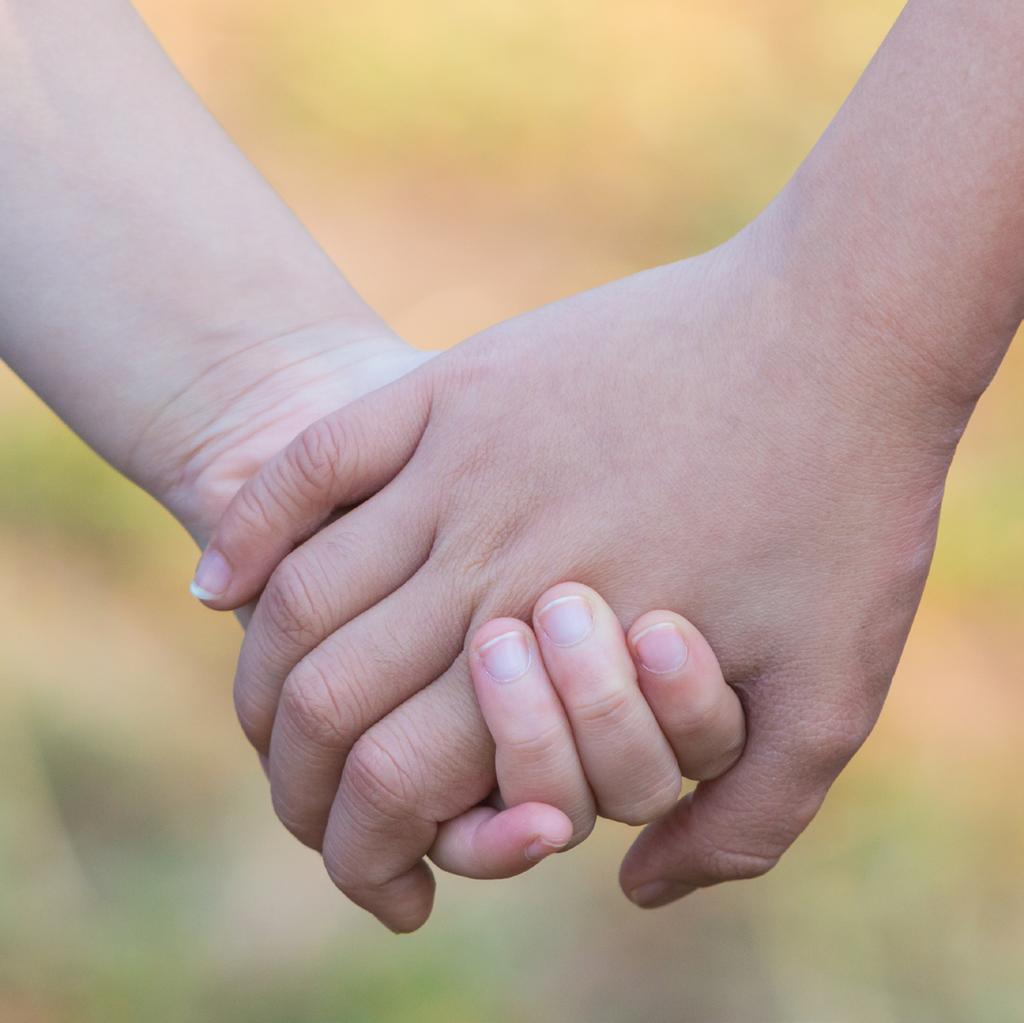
[746,184,1019,454]
[128,315,420,543]
[736,0,1024,446]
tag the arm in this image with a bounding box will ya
[201,0,1022,931]
[774,0,1024,414]
[0,0,417,537]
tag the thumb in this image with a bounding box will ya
[189,368,435,610]
[619,699,864,908]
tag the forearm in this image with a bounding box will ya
[764,0,1023,422]
[0,0,381,484]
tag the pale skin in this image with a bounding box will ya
[432,584,747,882]
[2,0,1022,934]
[0,0,428,541]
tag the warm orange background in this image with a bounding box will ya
[1,2,1021,1020]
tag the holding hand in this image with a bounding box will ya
[430,584,745,882]
[193,0,1024,931]
[197,220,963,932]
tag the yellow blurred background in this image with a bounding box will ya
[1,1,1022,1020]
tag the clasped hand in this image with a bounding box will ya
[189,226,959,932]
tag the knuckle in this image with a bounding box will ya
[229,478,280,538]
[691,732,747,781]
[260,558,328,647]
[603,775,681,827]
[801,715,871,775]
[321,851,357,896]
[232,674,271,753]
[501,721,567,766]
[571,688,637,732]
[567,808,597,847]
[668,695,722,741]
[697,841,781,884]
[269,792,325,851]
[344,733,421,821]
[280,659,352,750]
[317,526,363,571]
[289,414,351,494]
[435,509,522,588]
[464,518,523,580]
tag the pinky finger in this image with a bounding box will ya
[429,803,573,879]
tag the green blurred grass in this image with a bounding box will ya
[2,1,1022,1020]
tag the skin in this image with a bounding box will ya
[0,0,428,544]
[0,3,746,904]
[430,583,746,881]
[200,0,1024,932]
[205,222,963,933]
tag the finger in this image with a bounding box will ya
[468,619,595,845]
[190,370,434,610]
[323,651,495,933]
[265,564,469,850]
[232,483,434,757]
[533,584,681,825]
[416,614,594,882]
[628,612,746,780]
[619,693,866,908]
[430,803,573,879]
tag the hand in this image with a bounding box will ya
[430,582,745,879]
[203,212,973,931]
[131,318,430,546]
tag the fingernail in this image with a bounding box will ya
[538,595,594,647]
[524,836,569,863]
[479,631,531,683]
[629,880,696,908]
[190,548,231,601]
[633,623,688,674]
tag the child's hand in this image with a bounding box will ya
[429,583,745,880]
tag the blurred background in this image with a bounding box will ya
[1,1,1022,1020]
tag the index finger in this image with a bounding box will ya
[190,372,432,610]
